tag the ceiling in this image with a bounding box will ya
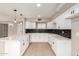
[0,3,75,22]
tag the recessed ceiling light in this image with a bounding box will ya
[36,3,41,7]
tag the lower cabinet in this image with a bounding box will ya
[30,33,48,42]
[49,35,71,56]
[20,35,29,55]
[5,35,30,56]
[0,38,5,56]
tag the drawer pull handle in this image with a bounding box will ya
[23,43,25,45]
[53,42,54,44]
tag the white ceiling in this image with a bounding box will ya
[0,3,74,22]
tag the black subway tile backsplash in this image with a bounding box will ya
[25,29,71,39]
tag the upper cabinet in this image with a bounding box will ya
[47,21,55,29]
[37,23,46,29]
[65,4,79,19]
[25,21,36,29]
[25,21,47,29]
[48,4,79,29]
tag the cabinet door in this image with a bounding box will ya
[0,40,5,56]
[25,21,31,29]
[49,36,52,45]
[74,7,79,14]
[31,22,36,29]
[39,34,48,42]
[31,33,40,42]
[37,23,46,29]
[25,21,36,29]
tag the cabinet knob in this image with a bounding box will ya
[71,10,75,14]
[73,10,74,14]
[71,11,72,14]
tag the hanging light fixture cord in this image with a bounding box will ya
[13,9,17,23]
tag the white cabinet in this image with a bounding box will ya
[0,39,5,56]
[37,23,46,29]
[48,35,54,46]
[74,7,79,14]
[25,21,36,29]
[30,33,39,42]
[48,34,71,56]
[4,35,30,56]
[47,22,55,29]
[30,33,48,42]
[65,4,79,19]
[5,40,20,56]
[55,39,71,56]
[20,35,29,55]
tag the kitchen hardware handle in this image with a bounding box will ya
[73,10,74,14]
[23,42,25,45]
[71,11,72,14]
[53,42,54,44]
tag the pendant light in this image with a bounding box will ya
[13,9,17,23]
